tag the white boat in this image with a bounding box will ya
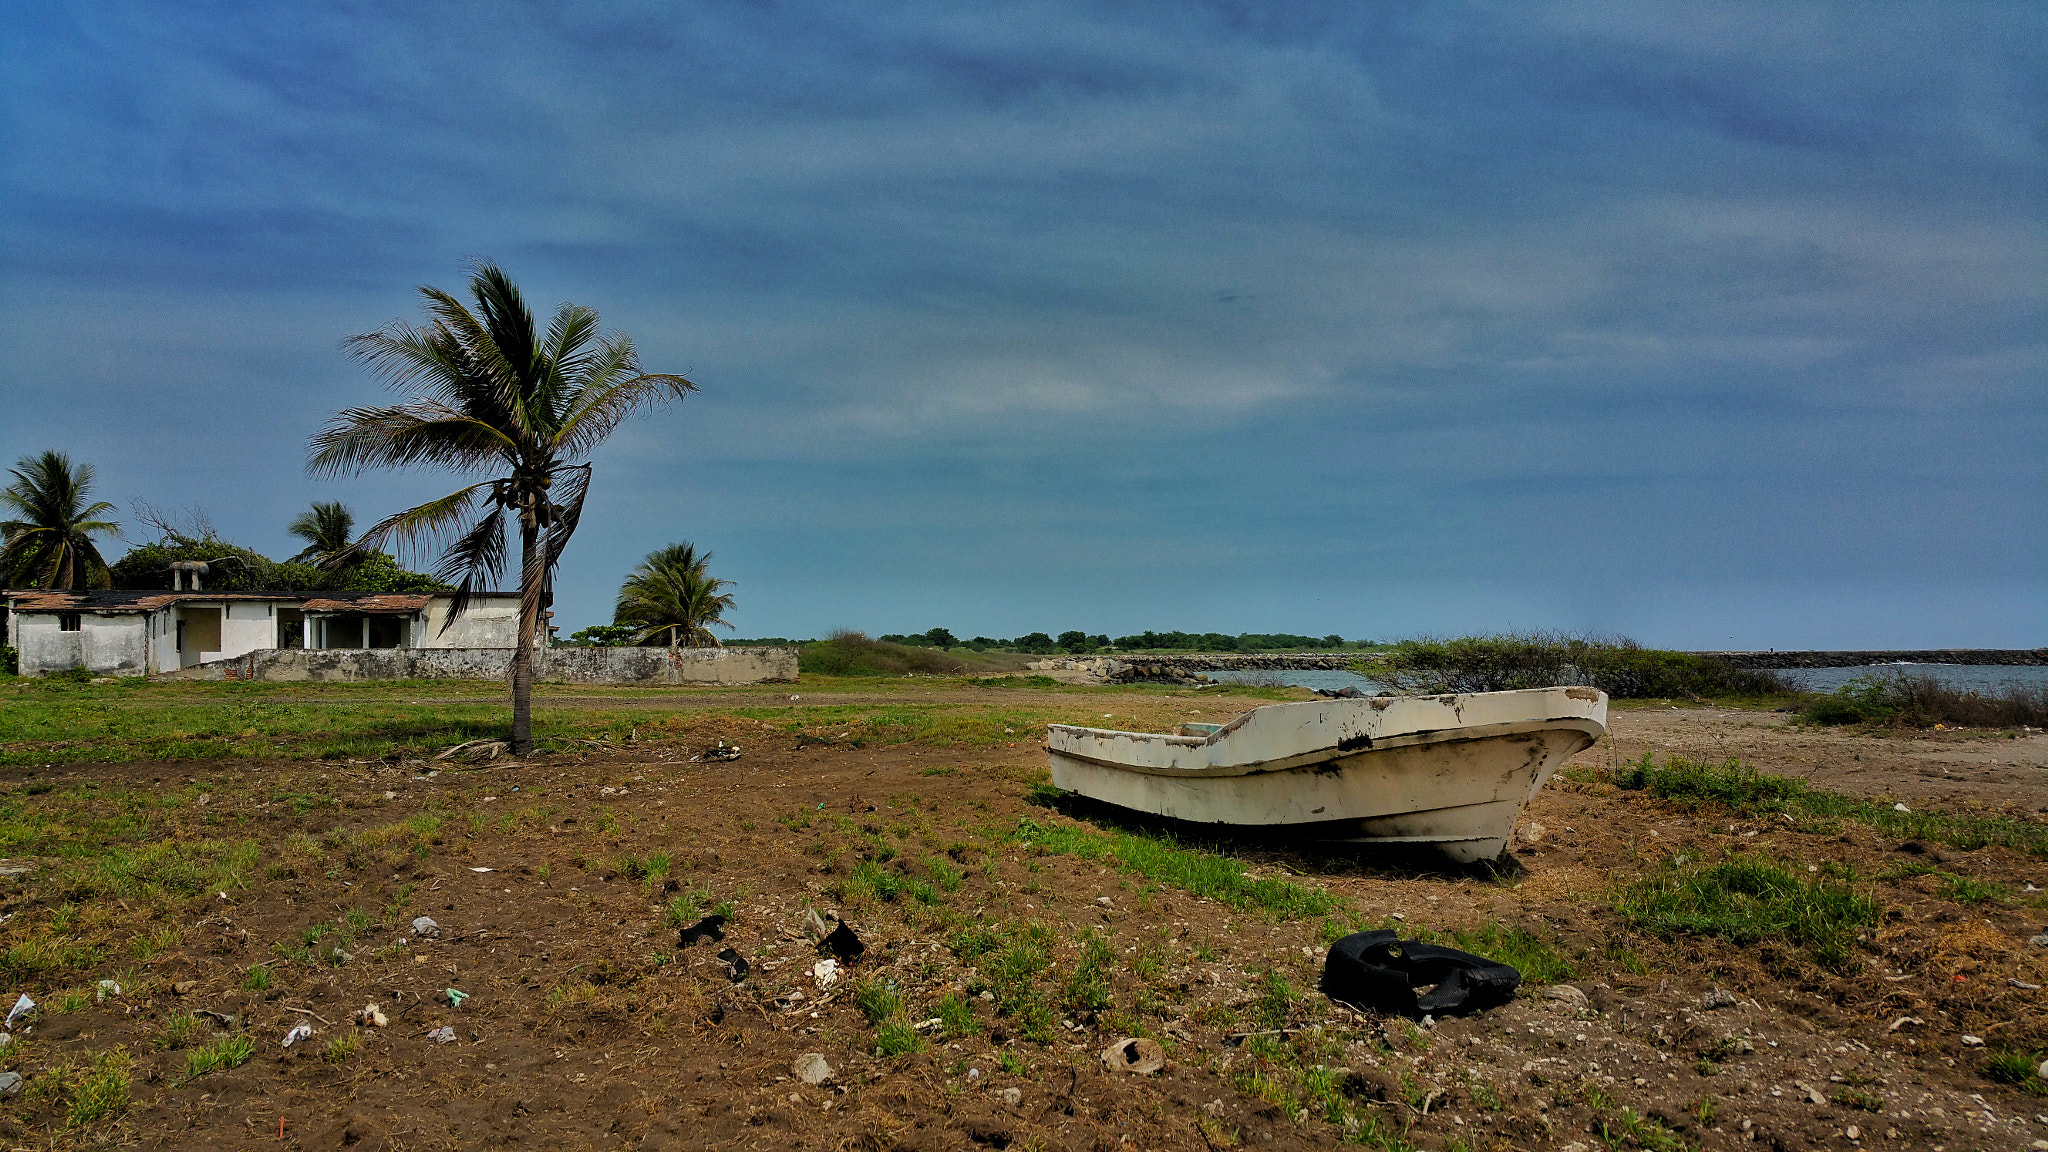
[1045,687,1607,863]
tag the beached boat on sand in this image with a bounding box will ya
[1045,687,1607,863]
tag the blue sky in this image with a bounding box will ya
[3,1,2041,648]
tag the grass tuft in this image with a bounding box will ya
[1616,851,1879,971]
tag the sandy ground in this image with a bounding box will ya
[0,701,2044,1151]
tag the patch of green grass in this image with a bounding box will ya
[935,993,980,1037]
[1062,931,1114,1013]
[324,1030,361,1063]
[852,979,902,1025]
[1007,817,1346,921]
[181,1034,254,1083]
[242,963,273,991]
[1595,1107,1692,1152]
[1444,923,1575,986]
[1938,873,2005,905]
[1613,752,2048,858]
[1616,851,1880,971]
[152,1012,202,1050]
[1986,1047,2048,1095]
[66,1048,131,1128]
[875,1019,924,1057]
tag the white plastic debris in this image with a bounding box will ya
[95,979,121,1001]
[282,1022,314,1048]
[469,867,494,873]
[412,916,442,938]
[812,958,839,990]
[357,1003,388,1028]
[5,994,34,1028]
[1894,803,1911,813]
[426,1026,457,1044]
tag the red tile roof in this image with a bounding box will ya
[298,595,433,613]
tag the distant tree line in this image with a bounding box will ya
[872,628,1366,654]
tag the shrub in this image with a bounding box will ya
[799,631,966,676]
[1363,631,1794,699]
[1800,673,2048,729]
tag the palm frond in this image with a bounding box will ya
[435,506,511,628]
[352,482,500,565]
[308,405,520,477]
[553,367,697,458]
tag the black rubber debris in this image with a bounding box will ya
[1319,930,1520,1018]
[818,921,866,962]
[1312,686,1365,699]
[678,915,727,948]
[716,947,749,982]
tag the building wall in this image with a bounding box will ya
[419,597,525,648]
[14,612,149,676]
[164,645,800,685]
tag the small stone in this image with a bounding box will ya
[2030,933,2048,948]
[1960,1034,1985,1047]
[2039,1060,2048,1081]
[412,916,442,938]
[1517,822,1545,845]
[1701,988,1739,1010]
[1202,1100,1225,1117]
[1096,896,1112,906]
[1545,985,1589,1010]
[999,1087,1022,1107]
[792,1053,832,1085]
[1846,1125,1861,1141]
[0,1072,19,1097]
[172,980,198,995]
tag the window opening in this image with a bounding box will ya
[58,613,81,632]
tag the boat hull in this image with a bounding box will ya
[1046,688,1606,863]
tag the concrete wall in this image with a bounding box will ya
[14,612,149,676]
[420,597,525,648]
[166,645,799,686]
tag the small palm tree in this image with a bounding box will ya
[614,542,737,649]
[285,501,364,568]
[0,451,120,590]
[310,261,695,753]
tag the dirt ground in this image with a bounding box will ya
[1,698,2045,1151]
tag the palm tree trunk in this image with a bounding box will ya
[510,512,541,755]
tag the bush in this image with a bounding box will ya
[800,631,967,676]
[1363,631,1794,699]
[1799,673,2048,729]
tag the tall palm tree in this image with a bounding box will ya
[285,501,364,568]
[614,542,737,649]
[0,451,120,590]
[310,261,695,753]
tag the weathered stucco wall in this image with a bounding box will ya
[14,613,148,676]
[165,645,799,685]
[419,598,525,648]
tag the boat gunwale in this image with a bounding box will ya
[1047,715,1605,779]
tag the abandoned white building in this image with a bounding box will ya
[3,589,525,677]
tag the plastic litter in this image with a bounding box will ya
[5,994,34,1028]
[792,1053,832,1085]
[282,1022,314,1048]
[819,921,865,962]
[95,979,121,1001]
[800,907,833,941]
[678,915,727,948]
[469,867,494,873]
[812,958,839,990]
[412,916,442,938]
[1319,930,1521,1018]
[704,743,741,762]
[1103,1037,1166,1075]
[443,988,469,1007]
[716,947,749,982]
[426,1026,456,1044]
[357,1003,388,1028]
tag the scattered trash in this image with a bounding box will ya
[0,1072,19,1098]
[1102,1037,1165,1075]
[792,1053,833,1085]
[195,1009,238,1028]
[913,1017,943,1032]
[469,867,495,873]
[704,742,742,762]
[717,947,749,982]
[773,991,806,1009]
[678,915,727,948]
[1319,930,1520,1018]
[2012,979,2043,991]
[95,979,122,1001]
[999,1086,1023,1107]
[426,1026,457,1044]
[443,988,469,1007]
[357,1004,388,1028]
[819,921,865,962]
[412,916,442,938]
[330,947,354,964]
[1701,987,1739,1010]
[1960,1034,1985,1047]
[172,980,198,996]
[812,958,840,990]
[801,908,833,941]
[1893,802,1911,813]
[282,1022,314,1048]
[6,994,34,1028]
